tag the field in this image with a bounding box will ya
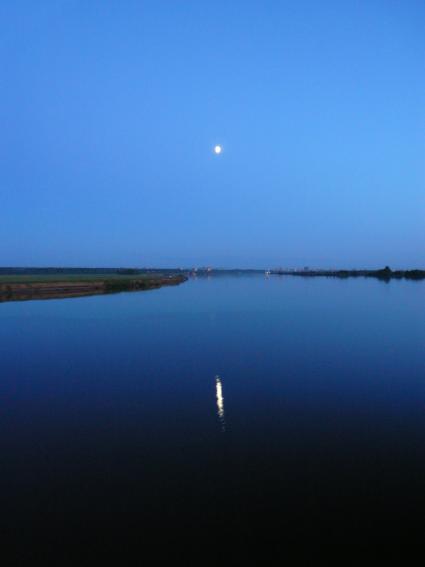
[0,272,187,302]
[0,273,166,284]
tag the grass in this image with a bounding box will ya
[0,272,187,302]
[0,273,168,284]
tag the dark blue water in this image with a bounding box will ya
[1,275,425,555]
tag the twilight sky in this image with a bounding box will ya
[1,1,424,268]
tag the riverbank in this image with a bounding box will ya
[271,267,425,281]
[0,274,187,302]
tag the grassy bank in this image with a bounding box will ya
[0,273,187,302]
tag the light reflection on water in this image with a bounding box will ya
[215,375,226,432]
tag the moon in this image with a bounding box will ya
[214,145,222,155]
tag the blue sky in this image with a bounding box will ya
[1,1,424,268]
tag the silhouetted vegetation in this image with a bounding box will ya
[0,267,145,276]
[271,267,425,281]
[116,268,141,275]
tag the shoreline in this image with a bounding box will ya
[0,274,187,303]
[271,267,425,281]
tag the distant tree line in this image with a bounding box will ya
[272,266,425,281]
[0,267,143,275]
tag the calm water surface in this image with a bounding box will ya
[1,275,425,552]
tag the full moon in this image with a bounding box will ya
[214,145,222,155]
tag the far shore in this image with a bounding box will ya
[0,273,187,303]
[271,267,425,281]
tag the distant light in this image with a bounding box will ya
[214,145,222,155]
